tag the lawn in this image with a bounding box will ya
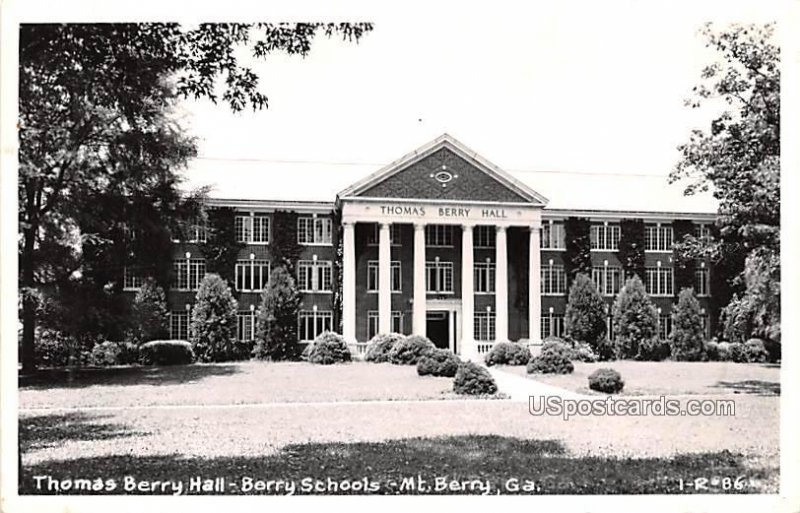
[502,361,781,396]
[19,361,461,409]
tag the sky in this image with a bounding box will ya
[167,2,779,208]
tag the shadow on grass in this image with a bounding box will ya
[712,380,780,396]
[19,363,242,389]
[20,435,774,495]
[19,411,148,453]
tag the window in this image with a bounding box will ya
[235,214,270,243]
[700,313,710,339]
[658,315,672,340]
[645,224,673,252]
[237,311,255,341]
[366,261,402,292]
[541,222,565,250]
[298,216,333,245]
[425,260,454,294]
[474,260,496,293]
[297,260,333,292]
[541,311,565,340]
[426,225,454,247]
[541,264,567,295]
[590,224,621,251]
[367,311,404,339]
[645,267,674,296]
[367,224,402,245]
[170,311,189,340]
[474,311,496,341]
[235,259,270,292]
[474,226,495,248]
[694,223,712,242]
[298,310,333,341]
[123,267,144,290]
[591,266,623,296]
[695,267,710,296]
[173,259,206,290]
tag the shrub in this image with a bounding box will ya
[594,337,617,361]
[306,331,351,364]
[612,276,658,359]
[89,341,122,366]
[588,368,625,394]
[139,340,195,365]
[365,333,406,363]
[703,340,720,361]
[417,348,460,377]
[564,273,607,350]
[33,329,94,368]
[484,341,530,366]
[117,341,140,365]
[128,278,169,344]
[527,342,574,374]
[388,335,435,365]
[763,339,781,363]
[637,337,671,361]
[743,338,769,363]
[453,361,498,395]
[190,274,239,362]
[717,341,746,362]
[253,266,301,361]
[571,342,599,362]
[669,288,705,361]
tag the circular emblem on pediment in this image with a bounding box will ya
[434,171,453,183]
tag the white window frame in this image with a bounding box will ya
[541,311,565,340]
[645,266,674,296]
[541,263,567,296]
[237,311,256,342]
[297,259,333,293]
[172,258,206,291]
[695,266,710,297]
[474,226,495,248]
[123,267,145,291]
[425,225,454,247]
[170,311,190,340]
[645,224,673,252]
[474,260,496,294]
[235,213,270,244]
[366,224,402,246]
[474,310,496,341]
[591,266,623,296]
[235,259,271,292]
[590,223,621,251]
[658,314,672,340]
[298,309,333,342]
[367,310,403,339]
[366,260,402,293]
[540,222,566,250]
[425,260,454,294]
[694,223,712,242]
[297,216,333,246]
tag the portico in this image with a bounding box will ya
[337,134,548,358]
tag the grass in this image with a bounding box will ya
[19,434,775,495]
[503,361,781,396]
[19,361,465,409]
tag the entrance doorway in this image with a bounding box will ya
[426,311,449,349]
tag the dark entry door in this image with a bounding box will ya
[426,311,449,349]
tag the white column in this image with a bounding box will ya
[378,223,391,333]
[413,223,427,336]
[529,224,542,344]
[461,224,475,352]
[495,226,509,342]
[342,222,356,342]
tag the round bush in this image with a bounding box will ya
[89,341,122,366]
[140,340,195,366]
[703,340,720,361]
[417,348,460,377]
[34,329,72,368]
[571,342,599,363]
[365,333,406,363]
[526,343,574,374]
[588,368,624,394]
[307,331,351,365]
[594,337,617,361]
[636,337,671,361]
[484,341,530,366]
[388,335,435,365]
[717,341,746,362]
[453,361,498,395]
[744,338,769,363]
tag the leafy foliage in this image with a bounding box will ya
[253,266,301,361]
[453,361,498,395]
[527,340,575,374]
[417,348,460,377]
[388,335,436,365]
[588,368,625,394]
[128,278,169,344]
[618,219,646,281]
[307,331,351,365]
[484,342,530,366]
[564,273,607,349]
[720,250,780,343]
[365,333,406,363]
[637,337,671,362]
[670,288,706,361]
[672,220,696,298]
[139,340,195,365]
[189,274,239,362]
[564,217,592,287]
[200,207,245,286]
[611,276,658,359]
[271,211,302,274]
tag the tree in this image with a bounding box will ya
[253,266,301,361]
[129,278,170,344]
[18,22,372,371]
[612,276,658,359]
[564,217,591,287]
[670,288,706,361]
[669,23,779,340]
[564,273,607,350]
[200,207,245,286]
[618,219,646,281]
[190,274,239,362]
[720,249,780,343]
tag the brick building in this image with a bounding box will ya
[127,134,717,358]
